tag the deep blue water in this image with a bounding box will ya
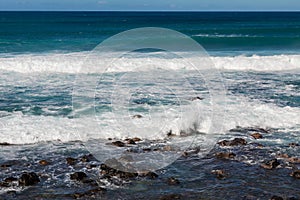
[1,12,300,55]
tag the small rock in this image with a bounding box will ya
[191,96,204,101]
[163,145,173,151]
[112,141,125,147]
[126,139,136,145]
[251,133,263,139]
[271,196,284,200]
[290,170,300,179]
[289,143,299,147]
[108,138,112,140]
[4,177,18,183]
[132,137,142,142]
[288,157,300,163]
[0,142,12,146]
[66,157,77,165]
[0,182,10,187]
[277,153,289,158]
[167,177,180,185]
[211,169,226,179]
[132,114,143,119]
[18,172,40,186]
[160,194,182,200]
[215,152,236,159]
[140,171,158,179]
[80,154,95,162]
[261,159,280,169]
[217,138,247,146]
[70,172,87,181]
[39,160,50,166]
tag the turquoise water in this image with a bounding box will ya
[1,12,300,55]
[0,12,299,199]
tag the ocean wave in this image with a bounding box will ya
[0,52,299,73]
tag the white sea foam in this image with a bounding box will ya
[0,96,299,145]
[0,52,299,73]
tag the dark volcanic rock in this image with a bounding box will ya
[217,138,247,146]
[126,139,136,145]
[289,143,299,147]
[100,163,138,179]
[66,157,77,165]
[271,196,284,200]
[112,141,125,147]
[4,177,18,183]
[132,137,142,142]
[211,169,226,179]
[167,177,180,185]
[18,172,40,186]
[261,159,280,169]
[139,171,158,179]
[39,160,50,166]
[132,114,143,119]
[290,170,300,179]
[80,154,95,162]
[250,132,263,139]
[73,187,106,199]
[70,172,87,181]
[160,194,182,200]
[215,152,236,159]
[0,142,12,146]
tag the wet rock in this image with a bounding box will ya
[290,170,300,179]
[0,142,12,146]
[261,159,280,169]
[4,177,18,183]
[215,152,236,159]
[100,163,138,179]
[217,138,247,146]
[39,160,50,166]
[277,153,289,159]
[211,169,226,179]
[167,130,176,137]
[229,126,269,133]
[66,157,77,165]
[107,138,112,140]
[250,133,263,139]
[287,157,300,164]
[270,196,284,200]
[289,143,299,147]
[86,164,98,169]
[73,187,106,199]
[191,96,204,101]
[70,172,87,181]
[126,139,136,145]
[112,141,125,147]
[0,182,10,187]
[160,194,182,200]
[132,137,142,142]
[18,172,40,186]
[80,154,95,162]
[132,114,143,119]
[182,147,200,157]
[167,177,180,185]
[140,171,158,179]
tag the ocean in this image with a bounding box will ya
[0,12,299,199]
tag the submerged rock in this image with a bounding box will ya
[260,159,280,169]
[80,154,95,162]
[290,170,300,179]
[250,133,263,139]
[70,172,87,181]
[217,138,247,146]
[211,169,227,179]
[4,177,18,183]
[18,172,40,186]
[289,143,299,147]
[73,187,106,199]
[112,141,125,147]
[160,194,182,200]
[66,157,77,165]
[215,152,236,159]
[167,177,180,185]
[271,196,284,200]
[39,160,50,166]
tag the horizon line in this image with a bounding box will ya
[0,10,300,12]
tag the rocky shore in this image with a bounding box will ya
[0,126,299,199]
